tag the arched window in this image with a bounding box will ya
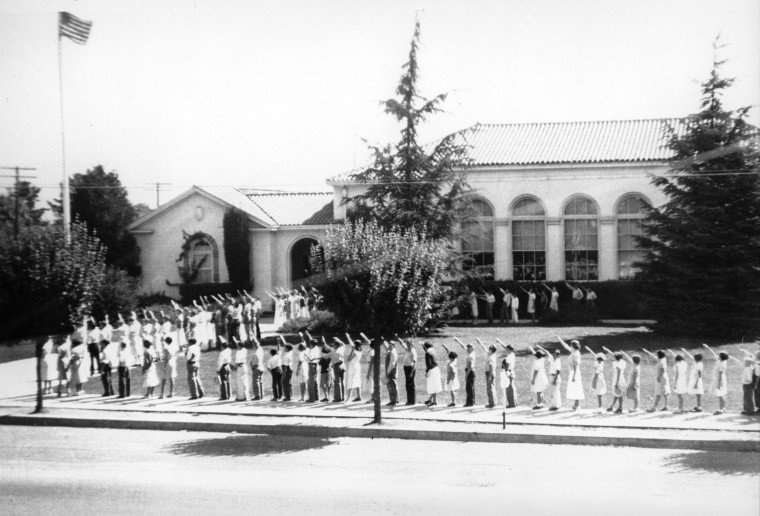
[563,195,599,281]
[187,236,215,284]
[291,237,323,285]
[511,196,546,280]
[616,194,651,279]
[461,199,495,275]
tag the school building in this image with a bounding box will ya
[129,118,681,306]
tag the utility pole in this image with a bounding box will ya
[152,182,170,208]
[1,166,37,239]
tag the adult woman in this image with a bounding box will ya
[558,336,584,410]
[423,342,442,406]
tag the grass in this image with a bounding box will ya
[72,324,756,413]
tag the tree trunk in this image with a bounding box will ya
[33,338,46,414]
[372,341,382,424]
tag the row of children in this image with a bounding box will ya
[265,286,322,329]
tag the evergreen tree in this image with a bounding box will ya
[223,207,252,289]
[637,47,760,338]
[0,181,46,241]
[348,21,472,240]
[51,166,141,275]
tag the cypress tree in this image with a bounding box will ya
[223,207,252,289]
[637,44,760,338]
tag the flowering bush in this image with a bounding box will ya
[310,220,455,335]
[0,220,107,338]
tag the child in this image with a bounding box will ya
[343,339,362,402]
[702,344,733,415]
[741,356,755,415]
[442,346,460,407]
[586,346,607,413]
[680,348,704,412]
[558,336,584,410]
[117,341,131,398]
[643,349,670,412]
[499,359,513,408]
[669,350,688,413]
[539,346,562,411]
[295,342,308,402]
[268,348,283,401]
[529,348,549,410]
[423,342,442,406]
[217,340,231,401]
[626,354,641,412]
[602,347,627,414]
[142,339,159,398]
[319,346,333,402]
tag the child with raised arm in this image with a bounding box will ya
[643,349,670,412]
[702,344,732,415]
[519,285,537,323]
[680,348,704,412]
[528,346,549,410]
[343,337,363,403]
[602,347,626,413]
[667,349,688,413]
[499,359,513,409]
[396,335,417,406]
[442,343,460,407]
[558,336,584,410]
[586,345,607,413]
[454,337,476,407]
[622,352,641,412]
[543,284,559,313]
[479,339,498,408]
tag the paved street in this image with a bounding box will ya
[1,426,758,515]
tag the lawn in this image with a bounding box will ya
[73,324,756,413]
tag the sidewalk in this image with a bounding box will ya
[1,357,758,451]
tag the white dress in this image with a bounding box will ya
[445,359,460,392]
[530,357,549,393]
[611,360,627,397]
[143,349,159,388]
[274,298,286,328]
[687,361,704,395]
[593,361,607,396]
[296,351,309,385]
[712,360,728,397]
[425,352,442,395]
[656,358,671,395]
[346,351,362,390]
[673,361,688,394]
[549,291,559,311]
[566,351,585,400]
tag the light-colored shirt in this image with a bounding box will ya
[234,348,247,365]
[511,296,520,310]
[268,355,282,370]
[466,350,476,370]
[386,347,398,372]
[117,348,132,367]
[742,365,754,384]
[403,347,417,367]
[282,350,294,368]
[186,343,201,363]
[217,348,231,369]
[485,293,495,304]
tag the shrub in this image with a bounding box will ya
[137,291,178,307]
[278,310,345,335]
[0,220,107,339]
[91,267,140,320]
[223,207,252,289]
[311,220,455,335]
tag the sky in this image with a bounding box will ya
[0,0,758,210]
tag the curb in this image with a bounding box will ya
[1,413,758,452]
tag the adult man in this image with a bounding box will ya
[499,288,512,325]
[185,338,204,400]
[454,337,477,407]
[330,338,345,402]
[397,335,417,405]
[384,338,399,406]
[249,336,265,400]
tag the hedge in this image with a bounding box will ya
[456,280,653,322]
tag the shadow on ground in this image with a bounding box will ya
[662,450,760,476]
[164,434,335,457]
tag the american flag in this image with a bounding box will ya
[58,12,92,45]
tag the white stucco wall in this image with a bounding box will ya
[331,162,669,281]
[131,191,234,298]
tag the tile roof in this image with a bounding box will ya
[328,118,685,181]
[245,191,334,226]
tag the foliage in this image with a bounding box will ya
[278,310,345,334]
[0,220,107,339]
[222,207,252,289]
[50,165,141,275]
[636,45,760,338]
[0,181,47,241]
[137,292,178,307]
[176,230,209,284]
[177,282,238,305]
[457,280,654,323]
[91,267,140,321]
[310,220,455,335]
[347,21,472,240]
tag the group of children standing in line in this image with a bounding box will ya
[41,296,760,416]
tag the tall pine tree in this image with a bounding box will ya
[637,45,760,338]
[348,21,472,240]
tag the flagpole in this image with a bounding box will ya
[58,25,71,243]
